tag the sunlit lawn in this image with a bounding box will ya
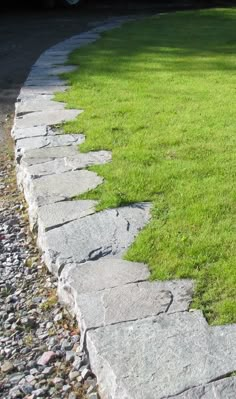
[56,8,236,325]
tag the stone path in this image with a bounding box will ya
[11,16,236,399]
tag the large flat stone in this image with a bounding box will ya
[87,311,236,399]
[21,145,80,161]
[15,134,84,156]
[20,151,111,177]
[14,109,82,128]
[18,85,67,98]
[174,377,236,398]
[23,169,102,226]
[38,200,96,232]
[59,258,150,295]
[39,203,151,275]
[12,125,55,140]
[29,65,77,76]
[24,77,65,87]
[16,95,66,113]
[17,150,111,188]
[59,277,193,344]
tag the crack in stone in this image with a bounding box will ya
[161,371,236,398]
[87,246,113,261]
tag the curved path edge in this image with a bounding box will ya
[11,16,236,399]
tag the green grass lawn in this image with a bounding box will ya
[56,8,236,325]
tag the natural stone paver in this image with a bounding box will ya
[14,109,82,128]
[21,145,81,161]
[173,377,236,399]
[18,150,111,181]
[18,85,68,98]
[62,280,193,343]
[12,125,55,140]
[15,94,66,113]
[87,311,236,399]
[23,169,102,226]
[59,258,150,296]
[38,200,96,232]
[15,134,84,156]
[38,203,151,275]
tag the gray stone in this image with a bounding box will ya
[66,280,193,341]
[174,377,236,398]
[14,109,82,129]
[18,85,67,98]
[17,150,111,182]
[15,95,66,113]
[24,77,65,87]
[21,145,80,161]
[69,370,80,381]
[59,258,150,296]
[87,311,236,399]
[15,133,84,155]
[65,150,112,169]
[38,200,96,232]
[12,125,55,140]
[1,360,15,373]
[39,203,151,275]
[23,170,102,226]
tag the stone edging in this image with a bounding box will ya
[12,16,236,399]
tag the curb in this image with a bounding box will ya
[12,15,236,399]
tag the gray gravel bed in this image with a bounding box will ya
[0,156,98,399]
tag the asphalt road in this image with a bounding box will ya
[0,3,142,144]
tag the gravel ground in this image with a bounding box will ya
[0,138,98,399]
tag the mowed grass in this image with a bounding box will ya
[56,8,236,325]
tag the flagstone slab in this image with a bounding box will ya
[23,169,102,226]
[59,276,193,344]
[22,145,81,161]
[59,259,150,296]
[16,95,66,113]
[12,125,55,140]
[17,150,111,189]
[18,85,68,98]
[87,311,236,399]
[38,203,151,275]
[15,109,82,128]
[15,133,84,155]
[38,200,96,232]
[174,377,236,399]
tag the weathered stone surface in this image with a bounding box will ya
[63,280,193,343]
[87,311,236,399]
[19,150,111,180]
[16,95,66,113]
[22,145,80,161]
[38,200,96,232]
[174,377,236,399]
[18,85,67,98]
[15,134,84,155]
[12,125,55,140]
[17,150,111,190]
[65,151,112,169]
[59,258,150,296]
[15,109,82,128]
[39,203,151,275]
[17,158,71,187]
[23,170,102,226]
[24,77,65,87]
